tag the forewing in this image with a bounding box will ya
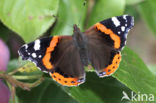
[18,36,58,72]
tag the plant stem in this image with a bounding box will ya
[0,73,30,90]
[28,77,44,88]
[12,75,42,80]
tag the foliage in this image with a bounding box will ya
[0,0,156,103]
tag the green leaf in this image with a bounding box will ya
[8,59,38,73]
[51,0,87,35]
[16,78,78,103]
[138,0,156,36]
[148,65,156,76]
[126,0,144,5]
[7,59,22,73]
[66,75,132,103]
[0,0,59,42]
[124,5,140,21]
[113,47,156,102]
[87,0,125,27]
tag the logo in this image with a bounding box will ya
[121,91,155,102]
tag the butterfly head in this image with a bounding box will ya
[73,24,87,46]
[73,24,82,38]
[73,24,88,52]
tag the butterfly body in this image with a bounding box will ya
[73,25,89,66]
[18,15,134,86]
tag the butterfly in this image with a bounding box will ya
[18,15,134,86]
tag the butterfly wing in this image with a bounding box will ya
[49,36,85,86]
[84,15,134,77]
[18,36,57,72]
[19,36,85,86]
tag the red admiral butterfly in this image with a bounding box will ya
[18,15,134,86]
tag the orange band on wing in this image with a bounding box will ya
[103,53,121,75]
[50,72,81,86]
[95,23,120,49]
[42,36,59,70]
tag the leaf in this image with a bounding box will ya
[8,59,39,73]
[66,75,132,103]
[124,5,140,21]
[87,0,125,27]
[148,65,156,76]
[16,78,78,103]
[138,0,156,36]
[51,0,87,35]
[126,0,144,5]
[113,47,156,102]
[0,0,59,42]
[7,59,20,72]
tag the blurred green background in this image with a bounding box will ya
[0,0,156,103]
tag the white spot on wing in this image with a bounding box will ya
[123,15,128,23]
[121,26,125,31]
[112,17,120,27]
[38,55,42,58]
[32,53,37,58]
[123,15,127,20]
[118,31,121,34]
[34,39,40,51]
[23,44,28,49]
